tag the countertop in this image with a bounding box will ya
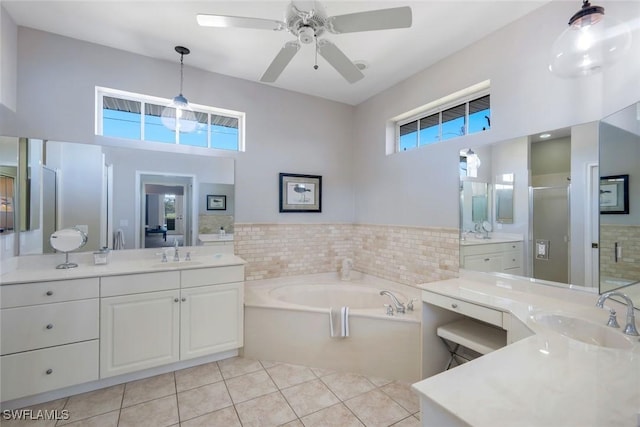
[459,232,523,247]
[412,272,640,427]
[0,247,246,285]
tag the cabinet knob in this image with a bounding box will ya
[484,258,490,262]
[451,303,458,309]
[46,324,54,330]
[181,297,186,302]
[46,290,53,296]
[174,298,179,303]
[46,369,53,375]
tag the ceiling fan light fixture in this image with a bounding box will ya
[298,26,316,44]
[161,46,198,133]
[549,1,632,78]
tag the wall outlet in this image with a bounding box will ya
[75,225,88,234]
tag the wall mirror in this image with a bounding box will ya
[0,137,235,255]
[599,101,640,309]
[459,124,602,292]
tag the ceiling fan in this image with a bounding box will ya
[197,1,412,84]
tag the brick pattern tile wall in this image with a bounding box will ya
[234,223,459,285]
[600,224,640,281]
[199,214,234,234]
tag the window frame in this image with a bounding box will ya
[95,86,245,152]
[395,89,490,152]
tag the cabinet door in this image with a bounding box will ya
[100,290,180,378]
[180,283,243,360]
[463,254,502,272]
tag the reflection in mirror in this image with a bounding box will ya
[459,124,600,290]
[495,174,514,224]
[599,101,640,309]
[0,137,17,234]
[0,137,235,256]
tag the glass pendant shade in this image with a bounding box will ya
[549,2,632,78]
[161,94,198,133]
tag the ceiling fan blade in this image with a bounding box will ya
[197,13,285,31]
[327,6,412,34]
[316,40,364,84]
[260,41,301,83]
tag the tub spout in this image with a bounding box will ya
[380,290,405,314]
[341,258,353,281]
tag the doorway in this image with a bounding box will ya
[137,173,194,249]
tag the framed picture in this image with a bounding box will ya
[206,194,226,211]
[600,174,629,214]
[279,173,322,212]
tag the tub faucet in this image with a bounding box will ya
[380,290,405,314]
[596,291,639,336]
[173,238,180,262]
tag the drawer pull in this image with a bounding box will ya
[484,258,490,262]
[451,303,458,308]
[46,290,54,296]
[181,297,186,302]
[45,324,54,330]
[174,298,179,303]
[46,369,53,375]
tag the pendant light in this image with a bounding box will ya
[161,46,198,133]
[549,1,631,78]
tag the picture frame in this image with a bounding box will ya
[206,194,226,211]
[279,173,322,213]
[600,174,629,214]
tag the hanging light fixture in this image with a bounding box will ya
[549,1,632,78]
[161,46,198,133]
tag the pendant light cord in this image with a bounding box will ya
[179,53,184,96]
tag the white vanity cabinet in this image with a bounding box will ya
[0,278,100,401]
[100,266,244,378]
[460,241,523,275]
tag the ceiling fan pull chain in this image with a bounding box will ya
[314,37,319,70]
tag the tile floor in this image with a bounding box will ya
[3,357,421,427]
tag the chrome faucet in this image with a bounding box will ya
[173,238,180,262]
[596,291,639,336]
[380,290,405,314]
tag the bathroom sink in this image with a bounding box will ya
[150,261,203,269]
[530,312,635,350]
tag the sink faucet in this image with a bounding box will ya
[380,290,405,313]
[173,238,180,262]
[596,291,639,336]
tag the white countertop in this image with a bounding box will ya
[459,232,523,246]
[0,247,246,285]
[198,233,234,242]
[412,273,640,427]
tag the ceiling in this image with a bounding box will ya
[3,1,550,105]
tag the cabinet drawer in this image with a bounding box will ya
[1,340,99,401]
[1,299,99,355]
[0,278,99,308]
[502,251,522,269]
[422,291,504,327]
[101,271,180,297]
[181,265,244,288]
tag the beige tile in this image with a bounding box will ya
[391,415,422,426]
[177,382,232,421]
[259,359,280,369]
[300,403,364,427]
[367,375,393,387]
[280,379,340,417]
[414,411,421,420]
[59,384,124,425]
[310,366,335,378]
[266,363,316,389]
[59,410,119,427]
[0,398,67,427]
[320,372,376,401]
[174,362,222,392]
[280,420,304,427]
[179,406,241,427]
[218,357,263,379]
[234,391,297,427]
[345,389,410,427]
[225,370,278,404]
[118,395,178,427]
[380,381,420,413]
[122,372,176,407]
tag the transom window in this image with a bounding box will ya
[395,92,490,152]
[95,87,245,152]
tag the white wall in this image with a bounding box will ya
[0,5,17,112]
[352,1,640,228]
[9,27,356,226]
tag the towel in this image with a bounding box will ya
[114,229,125,250]
[329,306,350,338]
